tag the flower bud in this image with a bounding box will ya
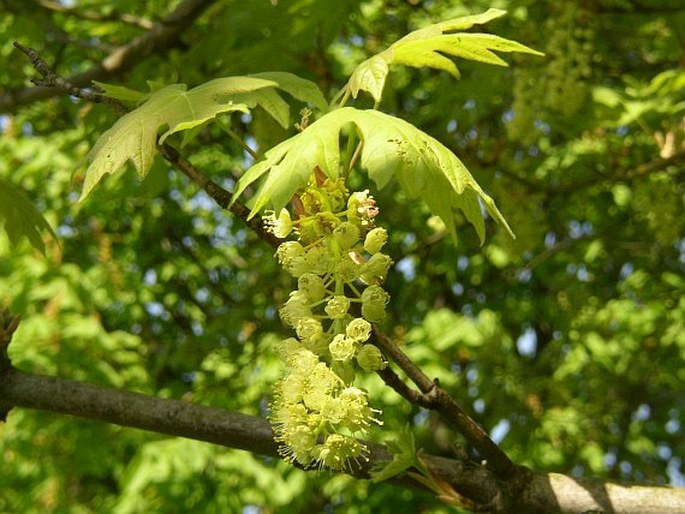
[276,241,304,264]
[297,273,326,302]
[361,285,390,323]
[321,396,346,424]
[295,316,323,342]
[339,386,380,430]
[334,255,359,283]
[345,317,372,342]
[331,360,356,385]
[333,221,360,250]
[347,189,378,226]
[321,177,348,212]
[329,334,356,362]
[359,253,393,285]
[325,295,350,319]
[278,370,307,404]
[363,227,388,254]
[276,241,308,277]
[279,291,312,327]
[356,344,386,372]
[312,434,364,471]
[285,424,316,457]
[305,243,335,275]
[275,337,305,362]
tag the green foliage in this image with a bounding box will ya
[593,69,685,127]
[347,8,542,103]
[0,0,683,512]
[81,74,326,199]
[233,107,512,242]
[80,9,532,244]
[0,178,56,255]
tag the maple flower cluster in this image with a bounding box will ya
[264,173,392,470]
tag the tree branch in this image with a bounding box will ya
[156,143,281,247]
[3,308,684,513]
[372,327,516,478]
[0,0,217,113]
[1,363,683,513]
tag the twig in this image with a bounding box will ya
[156,143,280,247]
[0,0,217,113]
[12,42,128,114]
[372,327,516,478]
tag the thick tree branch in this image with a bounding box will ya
[0,0,217,113]
[3,312,684,513]
[1,363,683,514]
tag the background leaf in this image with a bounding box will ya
[0,177,57,255]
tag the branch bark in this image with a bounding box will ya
[1,366,683,514]
[372,327,516,478]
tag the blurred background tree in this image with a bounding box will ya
[0,0,683,512]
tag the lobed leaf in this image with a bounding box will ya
[232,107,513,243]
[81,74,328,200]
[347,8,543,102]
[249,72,329,112]
[0,178,57,255]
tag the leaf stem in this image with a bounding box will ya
[348,140,364,173]
[215,118,261,162]
[331,85,352,108]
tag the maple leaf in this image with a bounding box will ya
[81,74,327,199]
[346,8,543,103]
[232,107,513,243]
